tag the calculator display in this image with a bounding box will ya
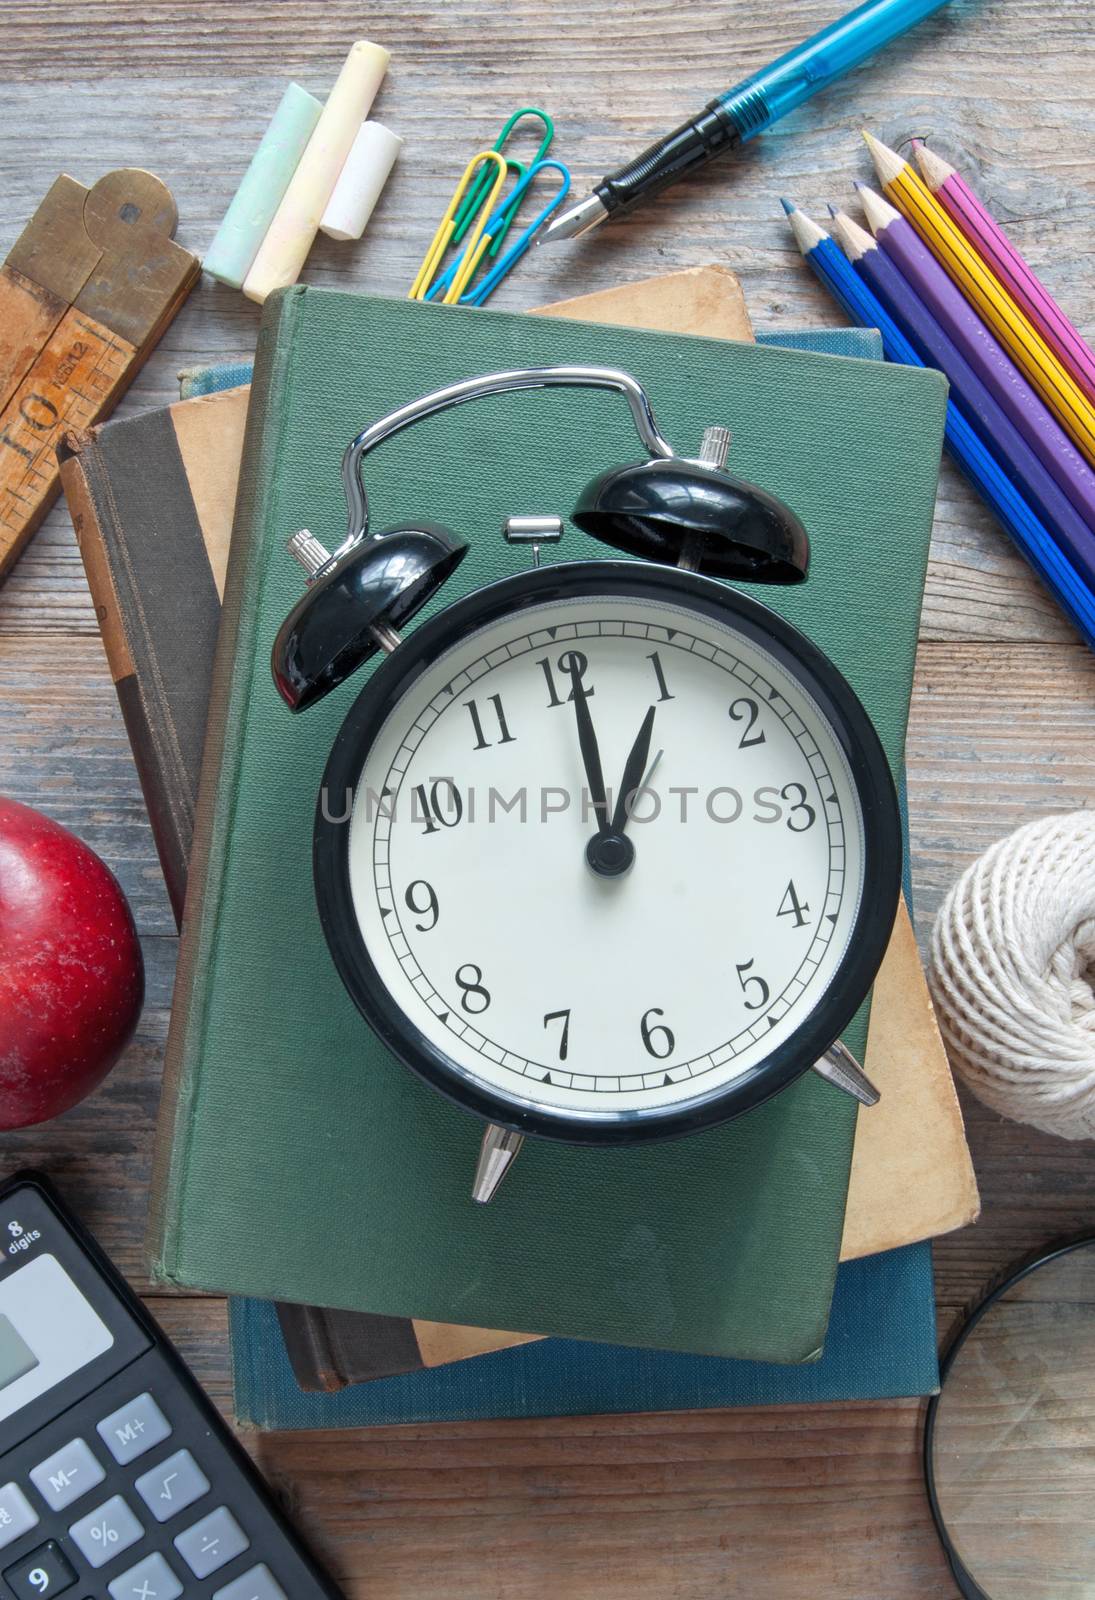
[0,1315,38,1391]
[0,1256,113,1424]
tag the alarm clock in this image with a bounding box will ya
[271,366,901,1203]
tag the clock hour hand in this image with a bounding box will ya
[610,705,657,836]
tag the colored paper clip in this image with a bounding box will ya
[451,107,555,255]
[409,150,508,304]
[424,159,571,307]
[461,161,572,306]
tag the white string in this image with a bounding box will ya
[928,812,1095,1139]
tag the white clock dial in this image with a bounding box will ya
[341,586,868,1126]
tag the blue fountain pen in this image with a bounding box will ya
[539,0,952,242]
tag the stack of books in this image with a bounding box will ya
[59,266,978,1431]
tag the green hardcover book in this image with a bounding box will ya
[150,288,946,1361]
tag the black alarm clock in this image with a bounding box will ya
[271,366,901,1203]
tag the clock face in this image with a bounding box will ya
[316,563,900,1141]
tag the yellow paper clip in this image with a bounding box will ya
[409,151,508,304]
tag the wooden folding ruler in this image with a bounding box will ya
[0,168,200,579]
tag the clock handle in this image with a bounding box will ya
[334,365,677,567]
[812,1040,880,1106]
[472,1124,525,1204]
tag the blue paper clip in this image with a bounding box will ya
[462,160,571,304]
[426,159,571,307]
[423,158,529,304]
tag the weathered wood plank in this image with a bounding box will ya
[2,1,1094,1593]
[1,0,1093,643]
[156,1295,950,1600]
[0,633,176,931]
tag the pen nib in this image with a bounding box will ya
[537,192,609,244]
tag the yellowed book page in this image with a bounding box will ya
[413,1321,542,1369]
[843,899,980,1259]
[169,386,251,600]
[538,264,754,344]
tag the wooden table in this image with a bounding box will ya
[2,2,1093,1594]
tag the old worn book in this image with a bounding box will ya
[60,268,772,1388]
[61,276,976,1389]
[144,284,951,1362]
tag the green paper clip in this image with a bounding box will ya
[451,107,554,255]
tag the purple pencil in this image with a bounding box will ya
[828,206,1095,587]
[856,181,1095,535]
[914,143,1095,410]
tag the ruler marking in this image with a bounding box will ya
[0,309,137,566]
[71,314,110,341]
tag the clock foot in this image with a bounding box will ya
[472,1124,525,1204]
[812,1040,880,1106]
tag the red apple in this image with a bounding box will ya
[0,797,144,1128]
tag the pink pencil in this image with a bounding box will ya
[914,143,1095,408]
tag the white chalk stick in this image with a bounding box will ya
[243,39,391,304]
[319,121,403,241]
[204,83,324,289]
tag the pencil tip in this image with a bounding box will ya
[857,182,900,234]
[913,142,954,190]
[779,196,796,215]
[783,203,828,256]
[861,130,906,187]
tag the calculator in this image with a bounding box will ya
[0,1172,344,1600]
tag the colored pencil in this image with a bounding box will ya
[913,142,1095,408]
[855,181,1095,533]
[781,200,1095,648]
[863,131,1095,468]
[828,206,1095,590]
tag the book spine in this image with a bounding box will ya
[60,438,189,926]
[148,286,308,1281]
[275,1303,343,1392]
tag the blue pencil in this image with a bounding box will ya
[781,199,1095,651]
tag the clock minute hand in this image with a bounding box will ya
[610,705,657,836]
[567,667,610,832]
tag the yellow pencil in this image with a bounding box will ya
[863,131,1095,468]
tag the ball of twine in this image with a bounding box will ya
[929,812,1095,1139]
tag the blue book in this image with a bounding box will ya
[184,325,940,1429]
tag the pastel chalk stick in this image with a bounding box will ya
[243,40,391,304]
[319,121,403,241]
[204,83,324,290]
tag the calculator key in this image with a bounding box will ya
[173,1506,249,1579]
[213,1565,288,1600]
[30,1439,105,1513]
[0,1482,38,1551]
[2,1539,76,1597]
[68,1495,143,1569]
[106,1551,183,1600]
[96,1393,171,1465]
[134,1450,209,1524]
